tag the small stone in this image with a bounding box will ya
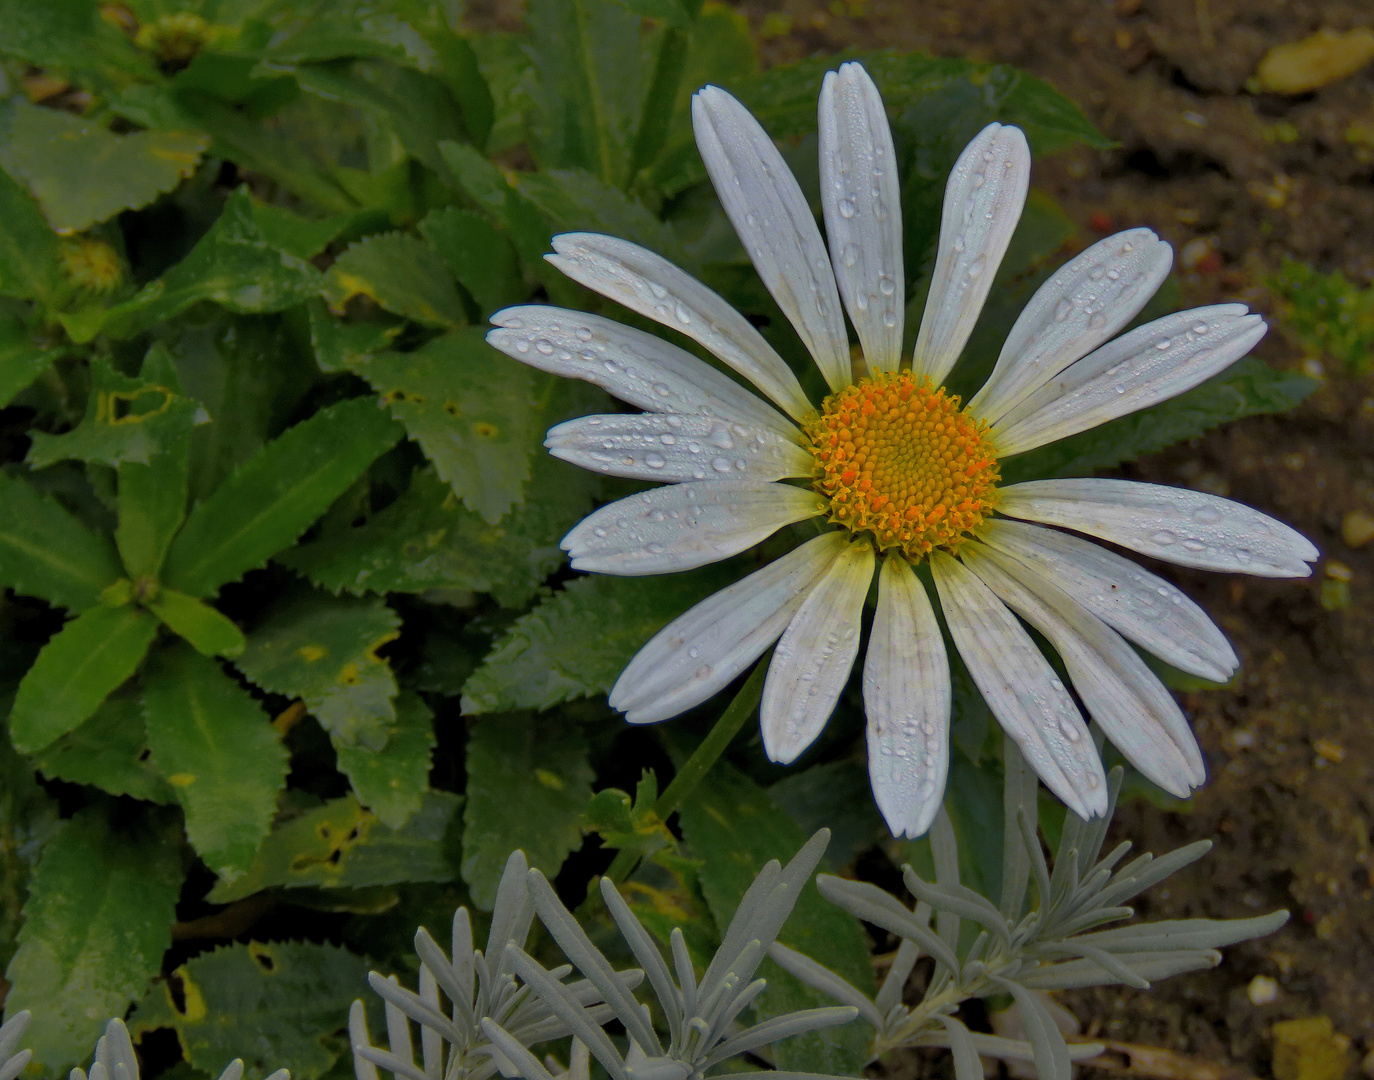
[1272,1016,1351,1080]
[1255,28,1374,95]
[1247,974,1279,1005]
[1341,510,1374,548]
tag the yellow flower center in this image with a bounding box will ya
[60,239,123,294]
[801,370,999,560]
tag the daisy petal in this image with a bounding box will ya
[563,480,826,576]
[547,233,813,421]
[818,62,904,372]
[968,229,1172,423]
[991,305,1267,456]
[761,539,874,764]
[913,123,1030,385]
[999,478,1319,578]
[981,518,1238,682]
[545,413,813,484]
[965,543,1204,796]
[863,556,951,839]
[610,532,848,722]
[930,550,1108,820]
[487,306,794,438]
[693,86,851,393]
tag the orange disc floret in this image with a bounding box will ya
[801,370,1000,559]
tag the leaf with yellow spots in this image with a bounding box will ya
[462,714,594,908]
[142,643,289,883]
[352,327,539,523]
[323,231,467,328]
[130,941,370,1080]
[333,692,436,828]
[206,790,461,904]
[234,590,401,749]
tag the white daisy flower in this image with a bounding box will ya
[487,62,1317,837]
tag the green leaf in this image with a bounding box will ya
[678,762,874,1074]
[131,941,371,1080]
[768,760,887,872]
[116,399,191,581]
[461,565,734,714]
[1271,257,1374,372]
[234,591,400,749]
[142,644,289,882]
[0,0,151,91]
[0,169,61,303]
[94,189,328,341]
[9,604,160,753]
[512,167,684,264]
[0,725,60,974]
[523,0,651,186]
[0,318,62,409]
[324,231,467,328]
[306,299,403,373]
[1000,357,1320,483]
[257,0,455,71]
[206,790,460,903]
[248,201,357,260]
[2,101,208,234]
[418,207,524,315]
[2,810,183,1072]
[163,396,404,598]
[31,696,175,803]
[607,0,693,27]
[354,328,536,523]
[333,691,435,828]
[462,715,594,909]
[0,470,124,610]
[149,589,247,658]
[26,355,206,470]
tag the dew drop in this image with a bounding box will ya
[653,382,672,397]
[675,303,692,325]
[966,254,987,279]
[1181,538,1207,552]
[1053,298,1074,322]
[838,198,856,219]
[711,456,733,472]
[1193,505,1221,524]
[648,509,665,522]
[535,339,555,355]
[645,453,666,470]
[883,310,898,328]
[593,527,608,538]
[840,242,859,267]
[646,542,665,555]
[649,282,668,300]
[878,274,896,296]
[1151,530,1178,546]
[1088,264,1107,281]
[660,434,676,446]
[1235,548,1252,564]
[1192,322,1209,335]
[1154,337,1171,351]
[514,340,530,354]
[1059,719,1081,742]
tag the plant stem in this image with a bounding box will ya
[602,657,768,884]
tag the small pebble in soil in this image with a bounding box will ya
[1340,510,1374,549]
[1247,974,1279,1005]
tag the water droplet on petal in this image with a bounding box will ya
[1152,530,1178,546]
[535,339,554,355]
[841,242,859,267]
[838,198,856,218]
[645,453,666,470]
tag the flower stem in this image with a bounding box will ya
[602,656,769,883]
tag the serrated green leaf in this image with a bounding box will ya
[0,470,124,610]
[163,396,404,598]
[116,405,191,581]
[678,762,875,1074]
[150,589,247,657]
[461,566,734,714]
[462,715,594,909]
[418,207,524,315]
[324,232,467,328]
[32,696,175,803]
[2,810,183,1072]
[258,0,453,71]
[9,604,160,753]
[206,790,460,903]
[768,760,887,873]
[1000,357,1320,483]
[249,201,356,260]
[131,941,371,1080]
[234,591,400,749]
[334,691,435,827]
[0,317,62,407]
[355,328,536,523]
[306,299,402,373]
[95,189,328,341]
[143,644,289,882]
[0,0,151,91]
[2,101,208,234]
[26,355,206,469]
[512,167,684,264]
[0,169,61,303]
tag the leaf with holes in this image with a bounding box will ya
[324,232,467,328]
[32,696,174,804]
[234,591,400,750]
[207,791,461,904]
[353,328,537,523]
[333,692,435,828]
[0,471,123,611]
[131,941,371,1080]
[142,644,289,883]
[462,715,594,909]
[3,809,183,1072]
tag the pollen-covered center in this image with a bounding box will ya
[801,371,1000,559]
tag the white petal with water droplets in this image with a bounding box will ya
[487,306,794,438]
[969,229,1172,423]
[913,123,1030,385]
[545,413,812,484]
[547,233,813,420]
[610,532,847,722]
[981,518,1238,682]
[929,550,1107,820]
[818,62,904,373]
[863,557,950,839]
[998,478,1319,578]
[693,86,851,393]
[562,480,826,576]
[964,543,1204,796]
[761,539,874,764]
[991,305,1267,455]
